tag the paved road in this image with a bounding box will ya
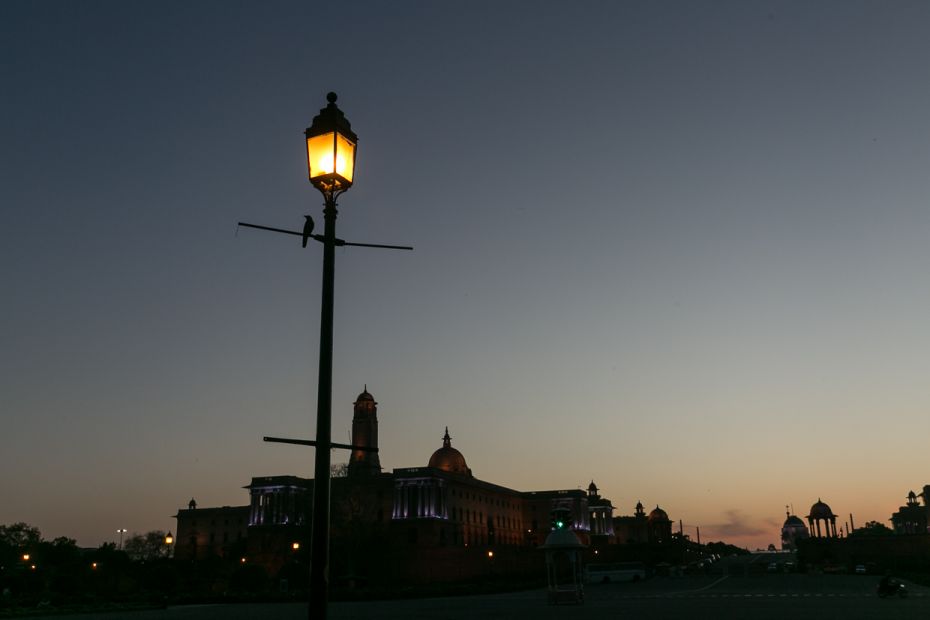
[22,572,930,620]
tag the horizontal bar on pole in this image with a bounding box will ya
[238,222,301,236]
[341,240,413,250]
[238,221,412,250]
[263,436,379,452]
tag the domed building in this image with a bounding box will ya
[648,505,673,543]
[612,500,677,545]
[427,427,472,476]
[781,507,810,550]
[890,487,930,534]
[806,498,838,538]
[175,388,670,582]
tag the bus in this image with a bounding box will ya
[585,561,646,584]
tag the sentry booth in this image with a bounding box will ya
[540,527,586,605]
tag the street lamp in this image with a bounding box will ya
[116,528,127,550]
[305,92,354,620]
[238,92,411,620]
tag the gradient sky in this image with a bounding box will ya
[3,0,929,550]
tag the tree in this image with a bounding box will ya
[0,522,41,548]
[705,541,749,557]
[0,522,42,567]
[849,521,893,537]
[123,530,171,561]
[43,536,81,565]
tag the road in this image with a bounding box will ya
[22,558,930,620]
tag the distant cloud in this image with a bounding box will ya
[703,509,769,538]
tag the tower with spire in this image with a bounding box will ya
[348,385,382,476]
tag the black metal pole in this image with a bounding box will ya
[309,192,337,619]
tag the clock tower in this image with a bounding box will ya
[347,386,382,476]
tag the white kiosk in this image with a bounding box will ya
[540,527,586,605]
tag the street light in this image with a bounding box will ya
[116,528,127,550]
[305,92,355,620]
[239,92,411,620]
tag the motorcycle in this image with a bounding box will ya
[877,579,907,599]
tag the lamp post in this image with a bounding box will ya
[305,92,357,620]
[239,92,409,620]
[116,528,127,550]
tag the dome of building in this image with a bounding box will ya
[784,514,806,527]
[355,385,375,402]
[648,506,669,522]
[807,499,835,520]
[781,508,810,550]
[428,427,471,476]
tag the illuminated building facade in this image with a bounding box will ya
[173,388,677,581]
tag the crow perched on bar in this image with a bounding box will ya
[302,215,315,247]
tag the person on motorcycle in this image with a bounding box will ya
[878,571,904,598]
[879,571,893,591]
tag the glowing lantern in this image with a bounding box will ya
[305,92,357,193]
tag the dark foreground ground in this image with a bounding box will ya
[15,571,930,620]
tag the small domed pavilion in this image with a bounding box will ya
[806,499,838,538]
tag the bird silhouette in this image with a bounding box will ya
[302,215,315,247]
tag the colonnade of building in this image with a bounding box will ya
[248,485,308,526]
[392,478,449,520]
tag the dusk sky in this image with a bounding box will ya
[3,1,929,550]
